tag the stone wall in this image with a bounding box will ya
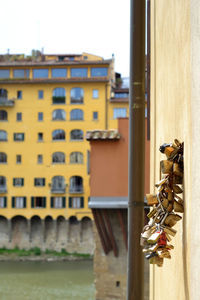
[0,215,94,254]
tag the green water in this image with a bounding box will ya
[0,260,95,300]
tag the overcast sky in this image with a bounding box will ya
[1,0,130,77]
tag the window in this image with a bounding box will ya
[92,89,99,99]
[113,108,127,119]
[0,70,10,78]
[70,109,83,121]
[52,129,65,141]
[38,133,43,141]
[0,89,8,98]
[114,92,129,98]
[13,178,24,187]
[93,111,98,120]
[13,69,29,79]
[91,67,108,77]
[38,112,43,121]
[70,129,83,141]
[0,176,7,193]
[0,152,7,164]
[14,133,24,141]
[52,88,66,104]
[33,69,48,78]
[69,176,83,193]
[16,155,21,164]
[37,155,43,164]
[34,178,45,186]
[17,91,22,99]
[51,176,65,193]
[0,110,7,121]
[31,197,46,208]
[16,112,22,121]
[70,88,84,104]
[52,109,66,121]
[70,152,83,164]
[12,197,26,208]
[69,197,84,208]
[0,130,7,141]
[0,197,7,208]
[52,152,65,164]
[50,197,66,208]
[52,68,67,78]
[38,90,44,99]
[70,68,88,78]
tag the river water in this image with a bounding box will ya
[0,260,95,300]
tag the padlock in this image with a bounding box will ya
[163,226,177,237]
[155,177,169,188]
[174,200,184,213]
[167,203,173,212]
[173,162,183,177]
[147,208,157,219]
[164,214,178,227]
[159,143,176,159]
[160,160,173,174]
[174,194,184,205]
[146,194,158,206]
[158,250,171,259]
[147,230,162,244]
[173,175,183,184]
[157,232,167,247]
[165,232,172,242]
[149,255,163,267]
[173,184,183,194]
[161,197,169,209]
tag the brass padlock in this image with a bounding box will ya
[147,230,162,244]
[163,226,177,236]
[173,184,183,194]
[173,175,183,184]
[161,197,169,209]
[173,162,183,177]
[147,208,157,219]
[159,143,176,158]
[160,160,173,174]
[146,194,158,206]
[174,200,184,213]
[166,203,173,212]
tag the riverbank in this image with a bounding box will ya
[0,247,93,262]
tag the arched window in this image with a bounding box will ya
[0,89,8,99]
[52,129,65,141]
[70,152,83,164]
[0,176,7,193]
[70,129,83,141]
[70,109,83,121]
[52,109,66,120]
[0,130,7,141]
[52,152,65,163]
[70,88,84,104]
[52,88,66,104]
[0,110,7,121]
[51,176,65,193]
[0,153,7,163]
[69,176,83,193]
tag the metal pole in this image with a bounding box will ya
[127,0,146,299]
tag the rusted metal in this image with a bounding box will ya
[103,210,118,257]
[117,209,128,250]
[97,210,112,251]
[92,209,109,254]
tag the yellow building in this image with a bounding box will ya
[0,52,129,250]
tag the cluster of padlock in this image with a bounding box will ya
[140,139,184,267]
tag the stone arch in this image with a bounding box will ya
[31,215,42,247]
[57,216,67,245]
[11,215,28,249]
[45,216,55,247]
[0,216,8,246]
[68,216,80,244]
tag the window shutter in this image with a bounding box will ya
[51,197,54,208]
[81,197,84,208]
[22,178,24,186]
[13,178,15,186]
[43,178,45,186]
[12,197,15,208]
[69,197,72,208]
[62,197,66,208]
[31,197,34,208]
[23,197,26,208]
[43,197,46,208]
[4,197,7,208]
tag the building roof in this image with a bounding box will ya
[86,130,120,140]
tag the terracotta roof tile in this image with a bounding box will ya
[86,130,120,140]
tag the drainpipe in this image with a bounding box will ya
[127,0,146,299]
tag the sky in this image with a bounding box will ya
[1,0,130,77]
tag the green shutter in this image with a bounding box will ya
[31,197,34,208]
[62,197,66,208]
[51,197,54,208]
[81,197,84,208]
[69,197,72,208]
[12,197,15,208]
[4,197,7,208]
[13,178,15,186]
[43,178,45,186]
[43,197,46,208]
[23,197,26,208]
[22,178,24,186]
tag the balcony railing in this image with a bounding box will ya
[69,186,83,194]
[50,185,66,194]
[0,97,15,107]
[0,186,7,193]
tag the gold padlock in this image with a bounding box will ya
[173,175,183,184]
[173,184,183,194]
[167,203,173,212]
[163,226,177,236]
[174,200,184,213]
[161,198,169,209]
[160,160,173,174]
[147,208,157,219]
[146,194,158,206]
[173,162,183,177]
